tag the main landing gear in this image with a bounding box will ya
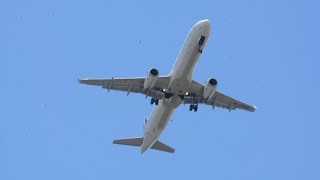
[189,104,198,112]
[150,98,159,105]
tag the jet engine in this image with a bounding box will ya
[143,68,159,90]
[203,78,217,100]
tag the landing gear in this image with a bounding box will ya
[150,98,159,105]
[164,92,174,99]
[189,104,198,112]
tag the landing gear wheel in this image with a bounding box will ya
[189,104,198,112]
[151,98,159,105]
[189,105,194,111]
[194,105,198,112]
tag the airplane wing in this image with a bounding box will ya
[184,80,256,112]
[78,76,170,99]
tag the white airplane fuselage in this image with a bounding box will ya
[141,20,211,153]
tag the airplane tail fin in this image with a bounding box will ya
[113,137,175,153]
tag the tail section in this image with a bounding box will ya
[113,137,175,153]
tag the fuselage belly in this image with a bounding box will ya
[141,20,211,153]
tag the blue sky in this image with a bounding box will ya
[1,0,320,179]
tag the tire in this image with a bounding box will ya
[194,105,198,112]
[189,105,193,111]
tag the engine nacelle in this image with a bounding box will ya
[203,78,217,100]
[143,68,159,90]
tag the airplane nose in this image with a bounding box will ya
[198,19,211,29]
[193,19,211,33]
[199,19,210,24]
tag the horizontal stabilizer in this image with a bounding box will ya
[150,140,175,153]
[113,138,143,147]
[113,137,175,153]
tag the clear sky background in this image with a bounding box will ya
[1,0,320,179]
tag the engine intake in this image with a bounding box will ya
[149,68,159,76]
[203,78,217,100]
[143,68,159,91]
[208,78,217,86]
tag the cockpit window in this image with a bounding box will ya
[198,36,206,46]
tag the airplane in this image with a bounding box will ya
[79,19,256,154]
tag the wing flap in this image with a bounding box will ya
[79,77,144,89]
[186,80,256,112]
[211,91,256,112]
[79,76,170,99]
